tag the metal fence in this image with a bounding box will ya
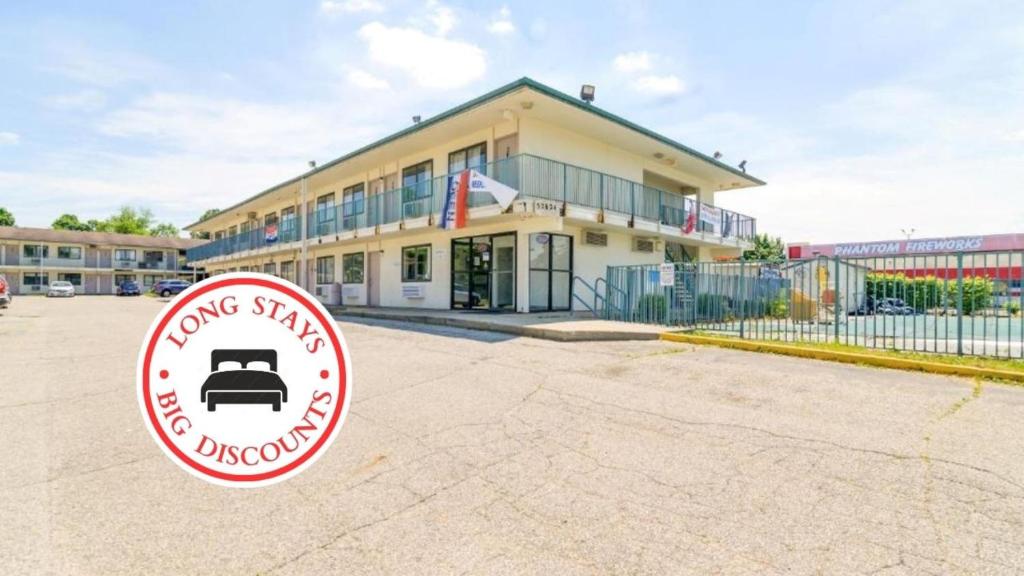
[603,252,1024,358]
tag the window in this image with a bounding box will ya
[402,161,433,202]
[115,274,135,286]
[57,273,82,286]
[448,142,487,173]
[316,193,336,235]
[264,212,278,228]
[280,261,295,282]
[144,250,164,262]
[281,206,297,241]
[239,266,250,272]
[342,184,365,229]
[316,256,335,284]
[143,275,160,286]
[343,253,364,284]
[23,245,48,259]
[402,245,431,282]
[24,273,49,287]
[57,246,82,259]
[529,233,573,312]
[263,262,276,275]
[114,249,136,262]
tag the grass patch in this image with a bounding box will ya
[669,331,1024,384]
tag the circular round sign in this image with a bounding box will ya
[136,273,352,488]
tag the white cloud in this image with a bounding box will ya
[633,74,685,96]
[346,68,391,90]
[45,89,107,112]
[613,51,653,73]
[357,22,485,89]
[425,0,456,36]
[487,6,516,35]
[44,44,165,87]
[0,132,20,145]
[320,0,384,14]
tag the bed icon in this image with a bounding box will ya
[200,349,289,412]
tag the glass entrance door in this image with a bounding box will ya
[529,233,573,312]
[451,233,515,310]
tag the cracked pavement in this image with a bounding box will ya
[2,296,1024,575]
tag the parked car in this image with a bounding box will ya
[875,297,917,315]
[152,279,191,297]
[47,281,76,298]
[0,274,10,309]
[117,280,142,296]
[848,303,872,316]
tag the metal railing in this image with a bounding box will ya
[605,251,1024,358]
[187,154,757,262]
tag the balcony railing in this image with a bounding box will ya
[187,154,756,262]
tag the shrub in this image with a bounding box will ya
[1006,301,1021,316]
[636,293,667,321]
[866,272,993,315]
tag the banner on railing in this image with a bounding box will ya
[438,171,469,230]
[700,204,721,234]
[265,224,278,244]
[439,169,520,230]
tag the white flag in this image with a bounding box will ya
[468,170,519,210]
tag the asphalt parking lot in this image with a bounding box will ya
[3,296,1024,575]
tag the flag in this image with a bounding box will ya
[682,212,696,234]
[438,170,470,230]
[265,223,279,243]
[468,170,518,210]
[699,204,721,234]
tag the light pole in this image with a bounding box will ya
[900,228,916,241]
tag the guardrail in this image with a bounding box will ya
[605,252,1024,358]
[187,154,757,262]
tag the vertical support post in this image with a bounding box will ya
[299,176,308,291]
[956,252,964,356]
[739,259,746,339]
[834,255,841,343]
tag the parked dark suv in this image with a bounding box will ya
[152,279,191,297]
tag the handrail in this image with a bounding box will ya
[571,275,601,317]
[187,153,758,262]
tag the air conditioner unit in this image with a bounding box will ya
[583,230,608,247]
[632,237,658,253]
[402,284,425,299]
[342,285,360,299]
[314,283,341,305]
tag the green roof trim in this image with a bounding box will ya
[186,76,764,230]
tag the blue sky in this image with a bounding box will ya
[1,0,1022,242]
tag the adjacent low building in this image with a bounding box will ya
[0,226,204,295]
[185,77,765,312]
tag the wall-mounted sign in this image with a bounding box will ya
[658,263,675,287]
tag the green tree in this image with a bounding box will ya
[149,222,180,237]
[190,208,220,239]
[0,207,14,226]
[104,206,154,235]
[743,234,785,262]
[87,219,110,232]
[52,213,93,231]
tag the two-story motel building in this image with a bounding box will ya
[185,78,764,313]
[0,226,203,294]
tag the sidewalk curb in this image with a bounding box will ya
[659,332,1024,383]
[332,308,660,342]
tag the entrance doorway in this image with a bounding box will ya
[529,233,573,312]
[367,251,381,307]
[451,233,516,310]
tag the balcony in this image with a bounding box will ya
[18,256,87,269]
[187,154,757,262]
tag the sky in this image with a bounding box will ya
[0,0,1022,242]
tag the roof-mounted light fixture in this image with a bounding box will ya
[580,84,595,104]
[713,151,722,160]
[412,115,422,124]
[738,160,747,173]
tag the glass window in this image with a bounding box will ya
[263,262,276,275]
[24,273,49,286]
[281,206,297,240]
[528,233,572,312]
[57,246,82,259]
[264,212,278,228]
[343,253,364,284]
[239,266,250,272]
[316,193,336,234]
[402,245,431,282]
[115,274,135,286]
[448,142,487,173]
[57,273,82,286]
[402,161,433,202]
[316,256,335,284]
[143,275,159,286]
[342,184,365,217]
[114,249,136,261]
[23,245,49,258]
[143,250,164,262]
[280,261,295,282]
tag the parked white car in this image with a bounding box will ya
[47,281,76,298]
